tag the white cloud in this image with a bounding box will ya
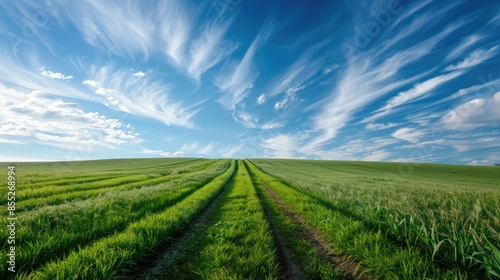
[0,138,25,144]
[95,87,115,95]
[257,94,267,105]
[132,71,145,77]
[0,85,141,150]
[141,149,185,157]
[261,121,284,130]
[467,159,496,166]
[274,100,287,110]
[274,83,303,110]
[444,46,498,71]
[441,92,500,130]
[40,67,73,80]
[83,80,99,87]
[363,150,393,161]
[0,156,59,162]
[397,139,446,150]
[261,134,298,158]
[392,128,424,143]
[232,111,258,128]
[304,62,424,154]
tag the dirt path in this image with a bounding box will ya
[260,181,371,280]
[255,184,304,279]
[128,172,235,280]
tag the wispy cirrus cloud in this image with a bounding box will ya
[83,66,198,127]
[303,54,427,153]
[215,20,274,109]
[444,46,498,71]
[155,1,239,81]
[147,1,240,82]
[365,122,399,131]
[0,52,90,101]
[294,2,463,155]
[71,1,154,58]
[391,127,424,143]
[445,34,483,61]
[267,40,332,97]
[368,70,464,121]
[232,111,259,128]
[450,78,500,99]
[157,0,194,64]
[187,19,239,81]
[11,0,237,83]
[305,137,398,161]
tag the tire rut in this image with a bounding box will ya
[255,183,304,279]
[124,166,237,280]
[260,181,372,280]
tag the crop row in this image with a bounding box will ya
[246,161,345,279]
[18,159,218,197]
[0,159,230,278]
[4,157,497,279]
[16,160,236,279]
[11,160,224,213]
[162,160,280,279]
[8,158,203,187]
[249,159,500,279]
[245,160,470,279]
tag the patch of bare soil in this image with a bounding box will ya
[261,181,372,280]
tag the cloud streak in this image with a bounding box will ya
[444,46,498,71]
[216,20,274,109]
[83,66,198,127]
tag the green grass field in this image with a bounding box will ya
[1,158,499,279]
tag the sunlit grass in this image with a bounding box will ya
[21,160,235,279]
[249,159,500,279]
[166,160,280,279]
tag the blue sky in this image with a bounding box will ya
[0,0,499,164]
